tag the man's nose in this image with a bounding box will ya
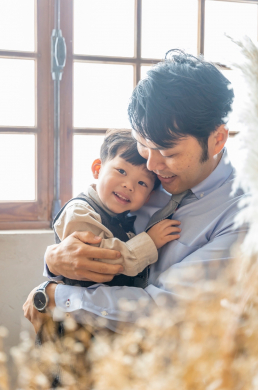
[146,149,166,171]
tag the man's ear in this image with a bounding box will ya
[210,124,229,156]
[91,159,102,179]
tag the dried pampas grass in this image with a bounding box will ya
[226,36,258,259]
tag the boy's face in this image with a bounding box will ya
[93,155,156,214]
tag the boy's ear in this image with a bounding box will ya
[91,159,102,179]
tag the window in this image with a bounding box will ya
[1,0,257,228]
[66,0,200,198]
[0,0,52,229]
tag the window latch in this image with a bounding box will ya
[51,28,67,81]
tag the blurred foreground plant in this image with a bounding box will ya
[0,257,257,390]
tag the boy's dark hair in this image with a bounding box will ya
[128,49,234,162]
[100,129,160,190]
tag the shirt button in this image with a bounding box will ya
[66,299,70,307]
[101,310,108,316]
[200,193,204,198]
[66,313,70,318]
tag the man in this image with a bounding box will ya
[24,50,247,332]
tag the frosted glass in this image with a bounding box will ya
[73,134,105,196]
[74,0,134,57]
[74,62,133,128]
[205,1,258,63]
[0,134,36,201]
[0,0,35,52]
[142,0,198,59]
[0,59,35,127]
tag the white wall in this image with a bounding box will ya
[0,230,55,351]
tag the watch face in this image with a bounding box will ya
[34,291,47,311]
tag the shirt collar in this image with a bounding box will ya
[191,148,234,200]
[87,184,118,217]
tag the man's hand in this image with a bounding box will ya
[46,231,123,283]
[23,283,57,333]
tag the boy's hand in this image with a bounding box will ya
[147,219,181,249]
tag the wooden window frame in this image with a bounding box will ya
[1,0,257,229]
[0,0,54,229]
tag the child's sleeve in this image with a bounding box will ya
[54,200,158,277]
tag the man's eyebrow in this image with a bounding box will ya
[132,133,167,150]
[133,136,178,151]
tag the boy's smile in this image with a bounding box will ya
[92,155,156,214]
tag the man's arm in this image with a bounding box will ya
[49,226,247,325]
[44,231,124,283]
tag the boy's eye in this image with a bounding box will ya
[138,181,147,187]
[117,169,126,175]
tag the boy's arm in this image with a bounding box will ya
[54,201,158,277]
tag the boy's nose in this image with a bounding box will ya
[122,180,134,192]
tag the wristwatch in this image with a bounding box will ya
[33,281,56,312]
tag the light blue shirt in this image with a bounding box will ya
[44,149,247,329]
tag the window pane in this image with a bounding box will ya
[0,134,36,201]
[226,136,238,169]
[74,0,134,57]
[142,0,198,59]
[205,1,258,63]
[73,134,105,196]
[221,69,245,98]
[141,65,152,80]
[74,62,133,128]
[0,0,35,52]
[0,59,35,127]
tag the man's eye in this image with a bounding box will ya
[117,169,126,175]
[138,181,147,187]
[162,154,175,158]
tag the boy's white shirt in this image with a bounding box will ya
[54,184,158,277]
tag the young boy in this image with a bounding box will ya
[53,129,181,288]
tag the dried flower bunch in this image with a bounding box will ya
[1,37,258,390]
[3,263,258,390]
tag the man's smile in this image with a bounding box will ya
[155,172,177,184]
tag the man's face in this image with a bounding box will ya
[132,131,219,194]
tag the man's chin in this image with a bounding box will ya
[161,182,186,195]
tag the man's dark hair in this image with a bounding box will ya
[100,129,160,190]
[128,49,234,162]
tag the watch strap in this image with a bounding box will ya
[37,280,52,292]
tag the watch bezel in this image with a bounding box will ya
[33,290,49,312]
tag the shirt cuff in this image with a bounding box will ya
[126,232,158,273]
[55,284,84,311]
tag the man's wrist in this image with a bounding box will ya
[45,282,57,310]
